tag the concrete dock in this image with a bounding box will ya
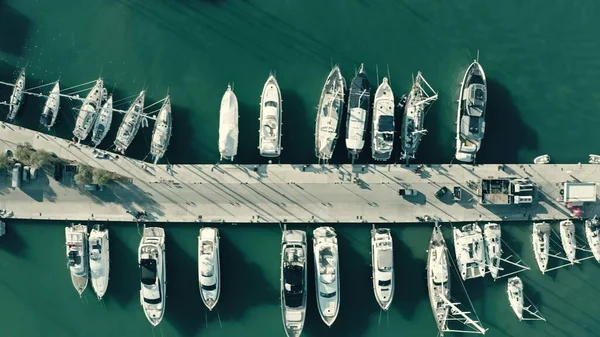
[0,122,599,223]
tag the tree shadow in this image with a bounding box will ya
[0,220,28,257]
[103,227,138,308]
[0,1,31,56]
[84,182,165,218]
[20,170,56,202]
[280,90,313,164]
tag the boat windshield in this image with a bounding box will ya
[265,101,278,108]
[378,279,392,286]
[201,283,217,291]
[284,265,304,308]
[377,115,394,132]
[140,259,157,285]
[319,291,336,298]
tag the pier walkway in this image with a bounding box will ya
[0,122,599,224]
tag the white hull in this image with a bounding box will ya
[453,223,485,280]
[150,96,172,164]
[115,91,146,154]
[91,96,113,147]
[139,227,166,326]
[40,81,61,129]
[585,216,600,262]
[427,225,450,332]
[259,74,282,157]
[313,226,340,326]
[218,85,239,161]
[371,228,394,310]
[74,79,104,141]
[281,230,307,337]
[455,61,487,162]
[8,68,26,121]
[483,223,502,279]
[507,276,524,320]
[559,220,576,263]
[65,224,89,297]
[198,227,221,311]
[89,226,110,300]
[346,64,370,157]
[532,222,550,273]
[371,78,395,161]
[315,66,345,161]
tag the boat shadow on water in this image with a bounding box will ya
[0,220,29,257]
[279,89,313,165]
[236,100,262,165]
[103,226,138,308]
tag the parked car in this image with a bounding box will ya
[435,187,449,200]
[398,188,417,196]
[84,184,103,191]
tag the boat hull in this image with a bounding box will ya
[483,223,502,279]
[313,226,340,326]
[315,66,345,161]
[91,97,113,147]
[73,79,104,141]
[371,228,394,310]
[89,227,110,300]
[427,225,450,332]
[559,220,576,263]
[115,91,145,154]
[150,96,173,163]
[455,61,487,163]
[40,82,61,129]
[281,230,307,337]
[345,67,370,158]
[532,223,549,273]
[371,78,394,161]
[198,227,221,311]
[585,218,600,262]
[139,227,166,326]
[218,87,239,161]
[8,69,26,121]
[65,224,89,297]
[259,75,282,158]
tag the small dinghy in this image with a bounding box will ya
[91,96,113,147]
[534,154,550,164]
[507,276,524,321]
[8,68,26,121]
[559,219,576,264]
[39,81,60,129]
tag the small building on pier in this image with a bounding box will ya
[479,177,536,205]
[563,182,597,217]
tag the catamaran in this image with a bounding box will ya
[218,84,239,161]
[90,96,113,147]
[427,224,450,333]
[65,224,89,297]
[114,90,145,154]
[198,227,220,311]
[345,64,371,160]
[532,222,550,274]
[371,77,395,161]
[73,78,104,141]
[259,74,282,158]
[8,68,26,121]
[315,65,345,162]
[281,230,307,337]
[89,225,109,300]
[313,226,340,326]
[139,227,166,326]
[585,216,600,262]
[39,81,60,129]
[150,96,172,164]
[507,276,524,321]
[453,223,485,280]
[455,61,487,162]
[371,228,394,310]
[483,223,502,279]
[400,72,438,163]
[559,219,576,264]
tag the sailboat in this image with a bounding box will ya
[427,224,450,332]
[453,223,485,280]
[345,64,371,160]
[507,276,524,321]
[281,229,307,337]
[483,223,502,279]
[65,224,89,297]
[198,227,221,311]
[400,72,438,162]
[532,222,550,274]
[150,96,172,164]
[218,84,239,161]
[7,68,26,121]
[455,61,487,162]
[315,65,345,162]
[39,81,60,129]
[89,224,110,300]
[313,226,340,326]
[371,228,394,310]
[90,96,113,147]
[114,91,146,154]
[73,78,104,141]
[559,219,576,263]
[139,227,166,326]
[371,77,395,161]
[585,216,600,262]
[259,73,282,157]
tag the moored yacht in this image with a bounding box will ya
[507,276,524,321]
[559,219,576,264]
[345,64,371,160]
[114,90,145,154]
[371,77,395,161]
[453,223,485,280]
[150,96,172,164]
[65,224,89,297]
[427,224,450,333]
[90,96,113,147]
[89,224,110,300]
[218,84,239,161]
[8,68,26,121]
[483,223,502,279]
[455,61,487,162]
[585,216,600,262]
[315,65,345,162]
[371,228,394,310]
[313,226,340,326]
[198,227,220,311]
[39,81,60,129]
[259,74,282,157]
[532,222,550,274]
[281,230,307,337]
[73,78,104,141]
[139,227,166,326]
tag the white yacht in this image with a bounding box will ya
[559,219,576,264]
[259,74,282,157]
[8,68,26,121]
[90,96,113,147]
[198,227,220,311]
[39,81,60,129]
[371,228,394,310]
[115,91,146,154]
[585,216,600,262]
[315,65,345,162]
[453,223,485,280]
[345,64,371,160]
[139,227,166,326]
[73,78,104,141]
[313,226,340,326]
[483,223,502,279]
[218,84,239,161]
[150,96,172,164]
[65,224,89,297]
[281,230,307,337]
[400,72,438,163]
[427,224,450,333]
[89,225,110,300]
[532,222,550,274]
[455,61,487,162]
[534,154,550,164]
[371,77,395,161]
[507,276,524,321]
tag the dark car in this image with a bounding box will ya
[53,163,64,181]
[435,187,449,200]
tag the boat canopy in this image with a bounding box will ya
[378,115,394,132]
[283,264,304,308]
[140,258,157,285]
[466,84,486,117]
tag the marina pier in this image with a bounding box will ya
[0,123,598,224]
